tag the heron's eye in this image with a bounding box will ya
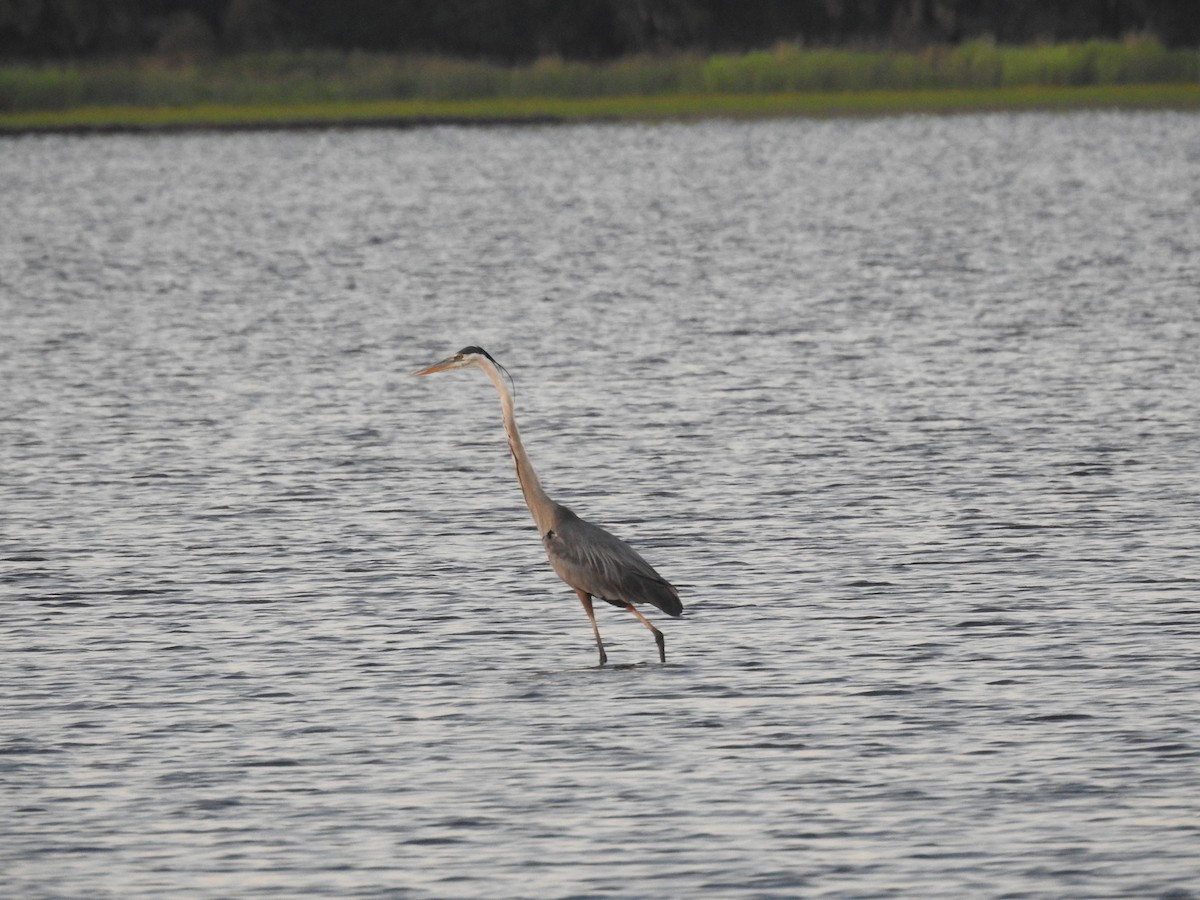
[454,354,463,360]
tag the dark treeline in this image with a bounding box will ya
[3,0,1198,61]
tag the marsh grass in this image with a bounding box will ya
[5,85,1199,132]
[1,38,1198,128]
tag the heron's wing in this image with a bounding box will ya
[543,506,682,617]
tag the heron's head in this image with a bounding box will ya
[413,345,497,377]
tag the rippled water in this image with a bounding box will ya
[3,112,1199,897]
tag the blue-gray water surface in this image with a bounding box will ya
[2,112,1199,897]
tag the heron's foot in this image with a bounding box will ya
[598,647,608,666]
[654,629,665,664]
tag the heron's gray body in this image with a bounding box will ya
[414,345,682,664]
[543,504,683,618]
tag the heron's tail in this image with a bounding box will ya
[646,577,683,618]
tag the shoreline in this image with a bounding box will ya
[3,84,1199,135]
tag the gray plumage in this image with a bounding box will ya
[544,504,683,618]
[414,346,682,664]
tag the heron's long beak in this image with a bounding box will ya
[412,356,459,377]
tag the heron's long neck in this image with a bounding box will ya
[482,360,556,534]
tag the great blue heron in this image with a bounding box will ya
[414,346,682,665]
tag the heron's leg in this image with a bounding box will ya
[576,590,607,666]
[625,603,666,663]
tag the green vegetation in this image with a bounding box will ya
[2,38,1199,131]
[5,86,1199,133]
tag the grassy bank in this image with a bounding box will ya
[4,85,1199,133]
[3,38,1199,131]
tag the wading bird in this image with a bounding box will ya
[414,346,682,664]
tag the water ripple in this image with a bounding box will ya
[2,112,1199,897]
